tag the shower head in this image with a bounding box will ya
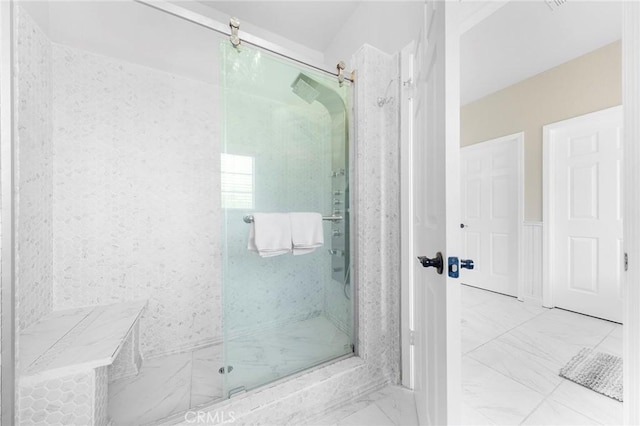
[291,73,320,104]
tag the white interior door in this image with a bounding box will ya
[544,106,623,323]
[409,2,461,424]
[461,134,522,297]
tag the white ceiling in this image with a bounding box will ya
[200,1,623,105]
[199,1,360,53]
[29,0,623,104]
[461,1,622,105]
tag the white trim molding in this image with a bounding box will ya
[623,1,640,423]
[1,0,16,423]
[399,41,415,390]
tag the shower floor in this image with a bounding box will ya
[107,315,351,425]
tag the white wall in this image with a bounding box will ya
[323,2,423,70]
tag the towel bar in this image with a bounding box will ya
[243,214,343,224]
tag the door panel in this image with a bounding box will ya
[548,107,623,322]
[461,134,521,296]
[409,2,461,424]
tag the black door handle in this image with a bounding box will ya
[460,223,466,228]
[417,252,444,275]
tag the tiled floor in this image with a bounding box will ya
[317,284,623,426]
[108,315,351,425]
[109,285,623,425]
[311,385,419,426]
[461,284,623,425]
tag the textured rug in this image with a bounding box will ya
[559,347,623,402]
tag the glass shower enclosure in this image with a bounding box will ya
[220,42,354,396]
[7,0,355,422]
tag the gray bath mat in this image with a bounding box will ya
[559,347,623,402]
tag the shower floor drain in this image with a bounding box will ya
[218,366,234,374]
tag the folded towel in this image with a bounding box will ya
[247,213,292,258]
[289,212,324,256]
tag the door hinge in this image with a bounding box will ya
[409,330,415,346]
[625,252,629,271]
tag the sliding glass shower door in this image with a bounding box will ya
[220,42,353,395]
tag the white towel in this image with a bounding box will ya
[247,213,292,257]
[289,212,324,256]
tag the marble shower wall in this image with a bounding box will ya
[354,45,401,384]
[16,6,351,359]
[14,6,54,331]
[222,90,333,335]
[51,44,221,357]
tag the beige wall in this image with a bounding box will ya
[461,40,621,221]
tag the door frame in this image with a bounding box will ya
[401,1,640,423]
[460,132,525,299]
[623,3,640,422]
[0,0,16,423]
[399,41,415,389]
[541,105,622,309]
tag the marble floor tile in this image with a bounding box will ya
[461,402,496,425]
[109,315,351,425]
[368,386,419,426]
[462,357,546,425]
[461,285,624,426]
[461,285,505,308]
[461,305,512,354]
[496,312,616,371]
[108,351,192,426]
[309,396,378,426]
[461,294,546,354]
[596,325,623,357]
[514,308,616,349]
[190,344,223,408]
[336,403,396,426]
[548,380,623,425]
[521,399,600,425]
[225,315,351,392]
[467,336,563,395]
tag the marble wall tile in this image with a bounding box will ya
[14,5,54,332]
[19,367,108,425]
[222,94,331,335]
[51,44,221,357]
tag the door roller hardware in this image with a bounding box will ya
[417,252,444,275]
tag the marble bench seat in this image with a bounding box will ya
[19,300,147,425]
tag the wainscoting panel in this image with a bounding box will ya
[521,222,543,302]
